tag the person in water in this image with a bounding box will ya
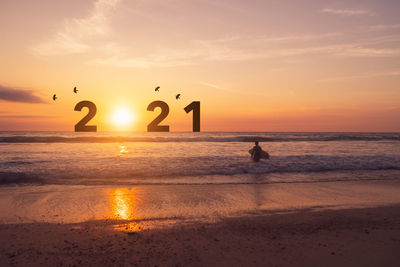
[249,141,269,162]
[250,141,262,162]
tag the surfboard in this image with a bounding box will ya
[260,150,269,159]
[249,148,269,160]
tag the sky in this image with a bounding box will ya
[0,0,399,132]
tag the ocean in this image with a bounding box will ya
[1,132,400,186]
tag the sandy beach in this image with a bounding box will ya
[1,179,400,266]
[1,205,400,266]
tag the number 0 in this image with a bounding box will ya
[184,101,200,132]
[74,101,97,132]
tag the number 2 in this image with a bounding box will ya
[74,101,97,132]
[147,101,170,132]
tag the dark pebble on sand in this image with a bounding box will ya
[7,253,16,258]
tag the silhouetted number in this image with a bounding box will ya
[184,101,200,132]
[147,101,170,132]
[74,101,97,132]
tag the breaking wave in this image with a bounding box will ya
[0,133,399,143]
[1,155,400,185]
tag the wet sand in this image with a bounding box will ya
[1,205,400,266]
[1,180,400,266]
[2,180,400,224]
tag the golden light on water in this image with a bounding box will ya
[109,188,137,220]
[119,145,128,154]
[109,188,143,232]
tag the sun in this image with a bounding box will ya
[110,106,136,129]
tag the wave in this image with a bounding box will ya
[1,170,400,186]
[0,134,399,143]
[2,155,400,185]
[0,172,44,185]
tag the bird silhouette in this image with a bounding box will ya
[53,94,57,101]
[73,87,78,93]
[155,86,160,92]
[176,94,181,100]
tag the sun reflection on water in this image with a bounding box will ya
[109,188,136,220]
[119,144,128,154]
[109,188,142,232]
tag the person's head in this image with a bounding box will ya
[255,141,259,146]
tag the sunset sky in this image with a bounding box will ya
[0,0,399,131]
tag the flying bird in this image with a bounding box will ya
[53,94,57,101]
[155,86,160,92]
[175,94,181,100]
[73,87,78,93]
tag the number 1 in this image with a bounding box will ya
[184,101,200,132]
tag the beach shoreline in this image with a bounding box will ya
[2,179,400,224]
[1,205,400,266]
[1,174,400,266]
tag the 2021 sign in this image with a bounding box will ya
[74,100,200,132]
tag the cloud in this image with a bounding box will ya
[0,85,45,103]
[92,49,196,68]
[318,70,400,82]
[92,38,400,68]
[197,81,239,93]
[0,115,56,119]
[321,8,374,16]
[367,24,400,31]
[337,47,400,57]
[198,82,223,90]
[259,33,343,42]
[90,37,327,68]
[32,0,121,56]
[31,0,399,69]
[196,81,267,97]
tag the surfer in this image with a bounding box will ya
[249,141,269,162]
